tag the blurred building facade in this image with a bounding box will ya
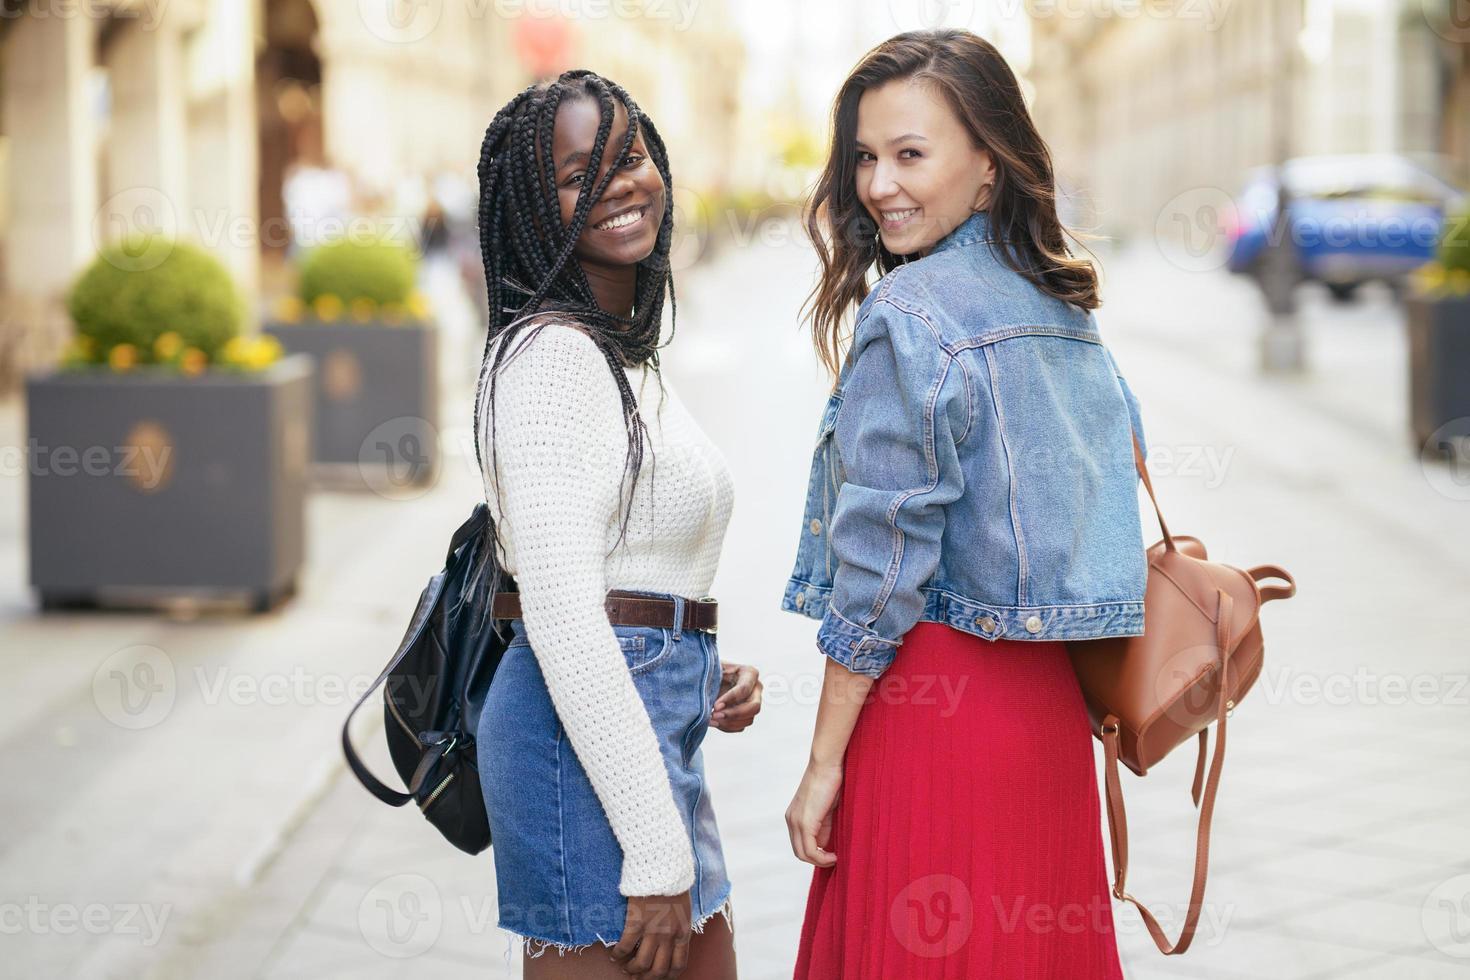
[0,0,744,391]
[1026,0,1458,240]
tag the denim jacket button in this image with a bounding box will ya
[794,593,805,609]
[976,615,996,632]
[809,519,822,535]
[1025,615,1043,633]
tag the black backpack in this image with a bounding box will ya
[340,502,513,854]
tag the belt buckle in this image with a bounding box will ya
[694,595,718,634]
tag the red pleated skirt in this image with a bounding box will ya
[794,621,1126,979]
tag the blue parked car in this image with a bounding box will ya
[1226,154,1464,301]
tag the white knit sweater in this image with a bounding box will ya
[476,319,735,897]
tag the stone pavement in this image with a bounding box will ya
[1,225,1466,979]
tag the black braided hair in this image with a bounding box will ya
[459,70,679,636]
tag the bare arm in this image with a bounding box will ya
[785,656,876,866]
[810,655,875,768]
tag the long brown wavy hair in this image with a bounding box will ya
[803,29,1101,381]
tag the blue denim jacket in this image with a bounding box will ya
[780,210,1150,678]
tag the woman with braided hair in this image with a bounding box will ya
[467,70,755,978]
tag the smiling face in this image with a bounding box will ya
[550,95,666,275]
[854,76,995,257]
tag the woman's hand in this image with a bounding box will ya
[610,891,691,978]
[785,759,843,867]
[711,661,762,732]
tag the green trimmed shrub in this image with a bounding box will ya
[1437,206,1470,276]
[67,239,244,363]
[298,237,419,306]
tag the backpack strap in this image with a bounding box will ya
[1100,586,1234,955]
[340,571,447,808]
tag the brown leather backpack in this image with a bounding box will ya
[1067,433,1298,955]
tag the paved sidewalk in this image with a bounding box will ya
[2,228,1467,978]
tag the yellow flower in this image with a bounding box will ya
[247,336,282,370]
[1412,263,1446,297]
[154,331,184,359]
[275,295,305,323]
[221,336,250,363]
[313,293,344,321]
[406,291,431,321]
[180,347,208,376]
[109,343,138,371]
[350,297,378,322]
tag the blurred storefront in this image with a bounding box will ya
[0,0,744,391]
[1025,0,1457,240]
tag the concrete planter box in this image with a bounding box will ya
[25,353,313,612]
[1406,294,1470,455]
[262,319,438,489]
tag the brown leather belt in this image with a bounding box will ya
[490,590,718,633]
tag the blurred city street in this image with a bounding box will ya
[2,219,1467,979]
[4,1,1470,977]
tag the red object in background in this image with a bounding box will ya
[794,621,1126,979]
[514,17,574,79]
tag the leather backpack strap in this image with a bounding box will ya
[1100,587,1235,955]
[1131,431,1175,552]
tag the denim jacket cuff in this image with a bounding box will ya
[815,607,899,679]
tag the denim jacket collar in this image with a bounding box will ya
[930,209,994,254]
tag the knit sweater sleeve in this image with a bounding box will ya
[478,320,695,897]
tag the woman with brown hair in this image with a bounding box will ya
[781,29,1147,978]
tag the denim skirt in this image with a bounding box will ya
[476,591,734,953]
